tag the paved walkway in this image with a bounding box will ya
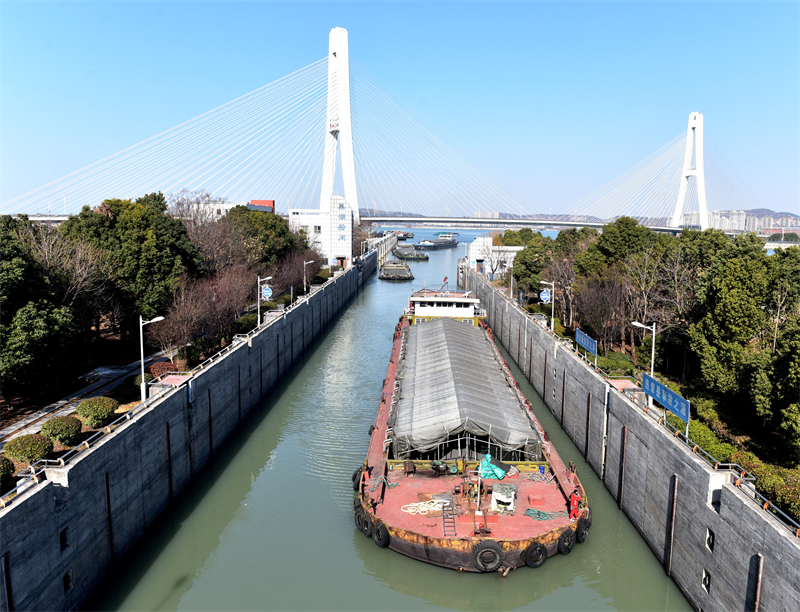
[0,353,165,451]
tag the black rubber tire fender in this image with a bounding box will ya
[372,522,390,547]
[558,528,576,555]
[352,467,363,491]
[473,540,504,572]
[361,513,375,537]
[354,507,366,533]
[576,518,589,543]
[586,506,593,528]
[523,542,548,568]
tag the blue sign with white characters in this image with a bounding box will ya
[642,374,690,423]
[575,329,597,356]
[540,289,551,303]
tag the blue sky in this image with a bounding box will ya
[2,1,798,214]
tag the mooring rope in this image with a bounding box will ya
[524,472,555,483]
[368,476,399,491]
[401,500,446,515]
[524,508,569,521]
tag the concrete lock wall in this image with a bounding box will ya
[0,251,377,612]
[463,269,800,612]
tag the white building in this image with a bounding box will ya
[745,215,760,232]
[289,195,354,267]
[467,235,524,278]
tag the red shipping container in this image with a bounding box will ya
[249,200,275,210]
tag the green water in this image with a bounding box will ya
[88,229,690,612]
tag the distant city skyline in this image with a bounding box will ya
[2,2,798,215]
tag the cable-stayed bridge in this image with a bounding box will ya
[2,28,764,263]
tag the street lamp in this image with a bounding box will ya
[257,276,273,325]
[139,315,165,403]
[303,261,315,296]
[540,280,555,332]
[632,321,657,408]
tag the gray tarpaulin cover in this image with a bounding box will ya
[390,318,541,456]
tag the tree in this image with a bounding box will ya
[60,193,202,319]
[511,232,553,289]
[169,190,248,274]
[622,245,665,356]
[226,206,296,269]
[688,235,771,401]
[0,300,76,397]
[574,269,627,357]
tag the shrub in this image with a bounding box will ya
[0,454,15,493]
[178,341,203,367]
[40,416,83,446]
[3,434,54,463]
[236,313,257,335]
[262,301,278,311]
[276,293,292,306]
[76,396,119,427]
[598,351,635,377]
[134,373,154,387]
[731,450,800,523]
[146,361,179,378]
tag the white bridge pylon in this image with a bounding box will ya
[670,112,708,230]
[320,27,359,225]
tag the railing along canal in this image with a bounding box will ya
[475,272,800,538]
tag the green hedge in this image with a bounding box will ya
[665,413,736,463]
[76,396,119,427]
[4,434,54,463]
[597,351,635,377]
[0,454,15,494]
[134,373,154,387]
[40,416,83,446]
[276,293,292,306]
[236,313,257,334]
[732,450,800,523]
[262,301,278,311]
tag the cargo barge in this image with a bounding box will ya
[378,260,414,281]
[392,246,429,261]
[413,237,458,250]
[353,289,591,573]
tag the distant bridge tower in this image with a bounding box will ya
[289,27,359,266]
[670,112,708,230]
[321,27,359,223]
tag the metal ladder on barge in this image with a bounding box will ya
[442,501,457,537]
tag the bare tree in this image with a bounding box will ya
[169,189,248,273]
[16,223,109,308]
[658,244,698,379]
[480,242,505,279]
[622,245,664,355]
[353,223,372,257]
[267,245,323,297]
[574,269,627,357]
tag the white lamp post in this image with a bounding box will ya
[540,280,555,332]
[632,321,657,408]
[303,261,315,296]
[139,315,165,403]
